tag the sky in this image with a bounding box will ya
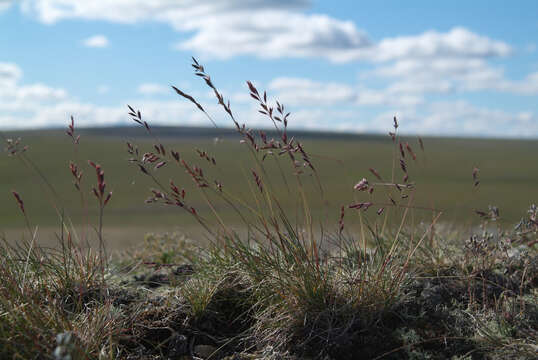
[1,0,538,138]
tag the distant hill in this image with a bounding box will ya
[3,125,536,144]
[2,125,393,142]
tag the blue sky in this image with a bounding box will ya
[1,0,537,137]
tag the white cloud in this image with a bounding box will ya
[1,0,536,139]
[175,11,371,61]
[356,89,423,107]
[386,80,454,95]
[360,101,538,139]
[373,58,495,96]
[137,83,170,96]
[374,58,488,78]
[284,108,360,132]
[15,83,67,101]
[0,62,22,86]
[20,0,310,24]
[493,72,538,95]
[19,1,529,105]
[268,77,355,105]
[0,96,216,130]
[18,1,510,64]
[229,92,251,104]
[0,62,237,130]
[374,58,504,93]
[266,77,422,107]
[82,34,109,48]
[177,22,509,63]
[418,101,538,137]
[18,0,536,126]
[370,57,538,96]
[0,0,12,12]
[0,62,67,113]
[0,64,536,138]
[260,77,538,137]
[10,100,210,129]
[369,27,511,62]
[32,2,361,60]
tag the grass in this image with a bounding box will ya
[1,128,536,244]
[0,58,536,359]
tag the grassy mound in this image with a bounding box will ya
[1,227,536,359]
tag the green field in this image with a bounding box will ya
[1,126,537,248]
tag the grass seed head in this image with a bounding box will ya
[12,190,25,215]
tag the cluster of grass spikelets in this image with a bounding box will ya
[0,58,536,359]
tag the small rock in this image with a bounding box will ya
[194,344,218,359]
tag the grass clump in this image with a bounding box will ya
[0,58,537,359]
[0,234,124,358]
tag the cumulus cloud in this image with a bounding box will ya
[362,101,538,138]
[3,2,537,137]
[7,100,211,129]
[356,89,423,107]
[370,58,496,96]
[176,11,370,61]
[18,0,533,100]
[0,62,67,114]
[268,77,355,105]
[386,80,454,95]
[283,108,361,132]
[260,77,538,137]
[18,1,511,64]
[0,62,536,138]
[266,77,422,108]
[418,101,538,137]
[372,57,538,95]
[18,1,535,107]
[18,0,370,61]
[263,71,536,120]
[0,62,238,130]
[492,72,538,95]
[374,58,488,78]
[82,34,109,48]
[370,27,511,62]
